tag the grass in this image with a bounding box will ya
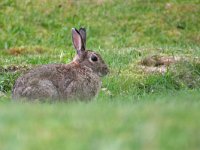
[1,90,200,150]
[0,0,200,149]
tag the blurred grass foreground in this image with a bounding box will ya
[0,0,200,150]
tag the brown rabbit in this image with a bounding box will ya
[12,28,109,101]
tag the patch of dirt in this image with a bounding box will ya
[140,55,191,74]
[0,65,32,73]
[7,46,46,56]
[141,55,181,67]
[140,65,167,74]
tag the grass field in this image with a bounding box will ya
[0,0,200,149]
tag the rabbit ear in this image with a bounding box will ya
[79,28,86,48]
[72,28,85,55]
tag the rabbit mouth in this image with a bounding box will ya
[98,72,106,77]
[98,70,109,77]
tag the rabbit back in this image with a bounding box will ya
[12,64,60,100]
[12,64,101,101]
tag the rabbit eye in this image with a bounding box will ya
[91,55,98,62]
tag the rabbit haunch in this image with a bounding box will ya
[12,28,109,101]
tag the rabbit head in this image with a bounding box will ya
[72,28,109,77]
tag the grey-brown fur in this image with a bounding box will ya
[12,28,109,101]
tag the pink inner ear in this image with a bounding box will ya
[72,30,82,51]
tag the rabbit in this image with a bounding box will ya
[12,28,109,101]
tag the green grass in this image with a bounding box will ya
[0,0,200,149]
[1,90,200,150]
